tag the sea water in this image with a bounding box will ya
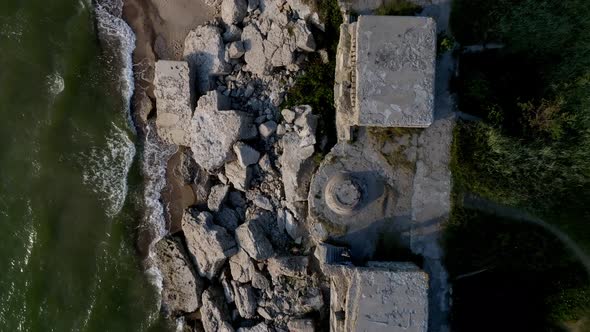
[0,0,172,330]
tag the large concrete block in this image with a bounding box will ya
[355,16,436,128]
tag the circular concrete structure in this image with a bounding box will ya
[325,173,365,215]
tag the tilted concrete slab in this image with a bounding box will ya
[328,262,429,332]
[355,15,436,128]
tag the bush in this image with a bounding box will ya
[375,0,422,16]
[282,0,342,150]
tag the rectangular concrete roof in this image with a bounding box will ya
[355,15,436,128]
[345,262,429,332]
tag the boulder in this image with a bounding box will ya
[288,319,315,332]
[251,269,270,290]
[229,249,256,283]
[208,184,230,212]
[280,106,318,203]
[281,108,296,123]
[228,41,245,59]
[221,0,248,25]
[237,322,270,332]
[231,281,257,319]
[215,207,240,232]
[242,24,267,75]
[252,194,273,211]
[201,287,234,332]
[225,161,252,191]
[191,91,251,170]
[259,121,277,138]
[247,0,259,12]
[293,20,316,52]
[184,26,229,95]
[267,256,309,281]
[233,142,260,168]
[223,24,242,42]
[182,211,238,279]
[235,220,274,260]
[154,238,204,315]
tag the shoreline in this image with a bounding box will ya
[122,0,217,259]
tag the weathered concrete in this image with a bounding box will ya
[154,61,193,146]
[329,262,428,332]
[355,16,436,128]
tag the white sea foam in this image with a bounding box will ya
[82,123,136,218]
[141,123,177,243]
[46,72,65,96]
[95,0,137,133]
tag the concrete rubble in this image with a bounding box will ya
[147,0,452,331]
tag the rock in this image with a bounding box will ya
[235,220,274,260]
[215,207,240,232]
[318,49,329,64]
[182,211,238,279]
[229,190,247,208]
[267,256,309,281]
[191,91,251,171]
[288,319,315,332]
[154,61,193,146]
[257,307,272,320]
[220,271,235,303]
[237,322,270,332]
[294,105,317,138]
[154,238,204,316]
[225,161,253,191]
[281,108,296,123]
[242,25,267,75]
[259,121,277,138]
[229,249,256,283]
[278,208,302,241]
[223,24,242,42]
[184,26,229,95]
[233,142,260,167]
[252,194,273,211]
[293,20,316,52]
[221,0,248,25]
[257,154,273,173]
[228,41,245,59]
[251,269,270,290]
[277,123,286,136]
[208,184,230,212]
[200,287,234,332]
[280,106,318,203]
[232,281,257,319]
[247,0,259,12]
[287,0,313,20]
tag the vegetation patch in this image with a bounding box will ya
[374,0,422,16]
[448,0,590,327]
[444,206,590,331]
[282,0,342,152]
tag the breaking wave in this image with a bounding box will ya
[95,0,136,133]
[46,72,65,96]
[141,123,177,244]
[82,123,136,218]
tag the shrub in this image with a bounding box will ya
[374,0,422,16]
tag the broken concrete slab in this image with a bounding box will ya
[154,238,205,316]
[182,211,238,280]
[235,220,274,260]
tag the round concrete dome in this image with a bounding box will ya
[325,173,365,215]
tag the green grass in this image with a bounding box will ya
[282,0,342,152]
[444,205,590,331]
[374,0,422,16]
[448,0,590,328]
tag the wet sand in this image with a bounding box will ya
[122,0,217,256]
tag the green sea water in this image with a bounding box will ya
[0,1,170,330]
